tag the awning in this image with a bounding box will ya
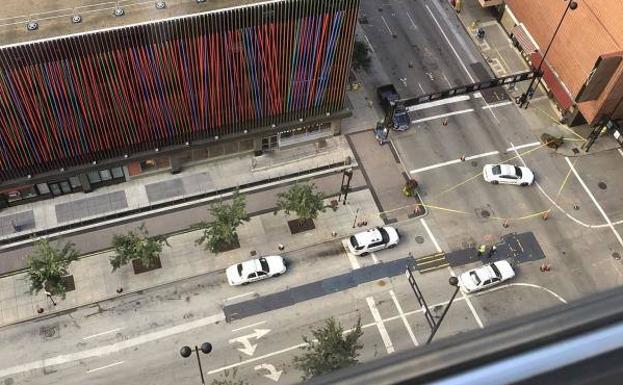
[511,24,538,54]
[530,52,575,110]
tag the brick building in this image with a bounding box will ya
[499,0,623,127]
[0,0,359,208]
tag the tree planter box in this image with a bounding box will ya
[287,219,315,234]
[215,236,241,253]
[132,256,162,274]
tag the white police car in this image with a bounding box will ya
[347,226,400,256]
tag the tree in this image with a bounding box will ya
[352,40,371,72]
[110,224,168,271]
[294,317,364,380]
[26,238,79,299]
[275,183,325,222]
[194,193,249,253]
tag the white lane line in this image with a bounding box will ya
[226,292,255,302]
[412,108,474,124]
[566,157,623,249]
[362,32,375,54]
[407,94,472,112]
[421,217,484,329]
[209,294,478,375]
[417,82,426,93]
[343,240,361,269]
[86,361,125,374]
[406,12,418,30]
[410,150,499,174]
[370,252,379,264]
[0,313,225,378]
[83,328,122,340]
[510,142,594,229]
[506,142,540,152]
[477,283,567,304]
[449,267,485,328]
[389,290,418,347]
[482,100,513,109]
[380,16,393,35]
[232,321,267,333]
[366,296,395,354]
[420,218,442,253]
[425,5,474,82]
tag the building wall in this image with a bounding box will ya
[0,0,360,181]
[505,0,623,124]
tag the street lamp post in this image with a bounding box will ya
[517,0,577,108]
[180,342,212,385]
[426,276,460,345]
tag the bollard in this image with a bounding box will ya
[460,154,466,162]
[502,218,510,228]
[542,210,550,220]
[278,243,285,251]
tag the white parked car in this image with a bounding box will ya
[458,260,516,293]
[483,164,534,186]
[347,226,400,256]
[226,255,286,286]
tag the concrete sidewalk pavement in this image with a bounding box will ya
[0,189,384,328]
[0,136,352,244]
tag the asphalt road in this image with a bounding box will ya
[0,219,569,385]
[2,1,623,384]
[357,0,623,300]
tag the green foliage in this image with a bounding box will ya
[194,193,249,253]
[210,368,248,385]
[110,224,168,271]
[294,317,364,380]
[352,40,371,72]
[275,183,325,222]
[26,238,79,298]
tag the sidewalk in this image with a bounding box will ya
[0,135,352,245]
[0,189,383,327]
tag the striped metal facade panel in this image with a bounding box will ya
[0,0,359,181]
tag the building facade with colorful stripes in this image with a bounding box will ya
[0,0,359,207]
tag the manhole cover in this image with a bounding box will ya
[414,235,425,244]
[598,181,607,190]
[471,161,478,167]
[481,210,490,218]
[613,252,621,260]
[40,325,59,339]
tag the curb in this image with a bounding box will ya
[0,194,380,330]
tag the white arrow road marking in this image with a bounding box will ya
[228,329,271,356]
[254,363,283,382]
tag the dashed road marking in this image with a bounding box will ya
[83,328,122,340]
[232,321,267,333]
[86,361,125,374]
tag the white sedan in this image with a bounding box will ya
[226,255,286,286]
[483,164,534,186]
[458,260,516,293]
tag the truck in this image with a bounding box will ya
[376,84,410,131]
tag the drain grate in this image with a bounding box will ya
[613,252,621,260]
[481,210,490,218]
